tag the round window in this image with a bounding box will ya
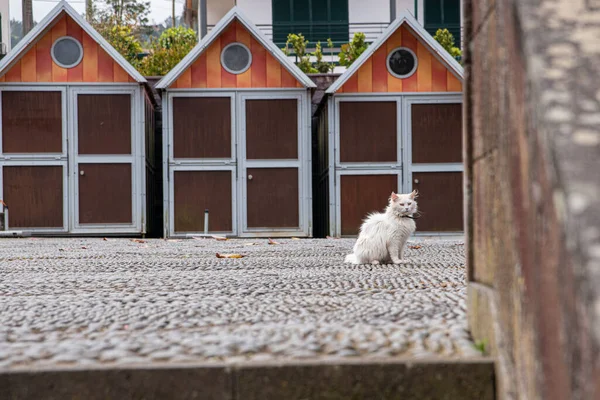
[386,47,418,79]
[220,42,252,74]
[51,36,84,69]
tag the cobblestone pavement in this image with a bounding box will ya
[0,237,480,370]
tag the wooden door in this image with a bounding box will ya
[74,92,134,229]
[169,94,235,236]
[240,96,303,235]
[410,101,463,232]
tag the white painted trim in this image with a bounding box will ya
[386,47,418,79]
[50,36,84,69]
[334,169,402,237]
[220,42,253,75]
[327,96,336,238]
[0,1,146,83]
[162,94,170,238]
[0,86,68,160]
[68,86,143,234]
[326,10,463,94]
[168,165,238,238]
[411,163,463,172]
[0,160,69,233]
[237,91,310,237]
[167,91,236,165]
[155,6,315,89]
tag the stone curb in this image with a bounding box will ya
[1,358,495,400]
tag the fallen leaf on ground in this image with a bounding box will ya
[291,237,300,240]
[326,236,339,240]
[244,242,257,246]
[81,246,87,249]
[166,239,181,242]
[212,235,228,241]
[409,245,422,249]
[130,239,146,244]
[103,238,108,241]
[268,238,279,245]
[216,253,244,259]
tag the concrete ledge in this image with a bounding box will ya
[1,358,495,400]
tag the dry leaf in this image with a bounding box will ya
[268,238,279,245]
[243,242,257,246]
[166,239,182,242]
[216,253,244,259]
[409,245,422,249]
[81,246,87,249]
[103,238,108,241]
[131,239,146,244]
[291,237,300,240]
[212,235,228,241]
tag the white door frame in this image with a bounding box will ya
[237,90,310,237]
[68,86,144,234]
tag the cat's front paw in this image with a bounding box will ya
[391,258,402,264]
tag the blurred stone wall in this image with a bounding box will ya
[464,0,600,399]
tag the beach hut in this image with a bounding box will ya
[0,1,154,236]
[156,7,316,238]
[315,11,464,237]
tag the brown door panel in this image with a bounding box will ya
[412,172,463,231]
[78,164,132,224]
[245,99,298,160]
[411,103,462,163]
[340,174,398,236]
[2,165,64,228]
[246,168,299,229]
[174,170,233,233]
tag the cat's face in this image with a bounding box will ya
[389,190,418,216]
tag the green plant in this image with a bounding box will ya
[97,25,143,67]
[284,33,317,73]
[138,27,198,76]
[473,339,488,355]
[283,34,335,73]
[338,32,368,67]
[313,41,335,73]
[433,28,462,59]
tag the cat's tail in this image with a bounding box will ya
[344,253,359,264]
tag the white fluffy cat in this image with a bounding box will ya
[344,191,418,265]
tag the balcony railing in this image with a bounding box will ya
[207,21,389,47]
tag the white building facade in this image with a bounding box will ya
[201,0,463,47]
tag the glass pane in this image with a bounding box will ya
[53,37,82,67]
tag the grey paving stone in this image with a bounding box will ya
[0,237,477,369]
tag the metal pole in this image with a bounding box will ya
[204,209,209,235]
[199,0,207,38]
[172,0,176,27]
[390,0,396,22]
[86,0,93,22]
[22,0,33,35]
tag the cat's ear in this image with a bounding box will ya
[409,190,418,199]
[390,192,399,202]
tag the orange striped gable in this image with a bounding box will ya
[172,20,303,89]
[340,25,462,93]
[0,13,136,83]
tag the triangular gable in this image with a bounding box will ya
[0,1,145,83]
[327,11,463,94]
[157,7,315,89]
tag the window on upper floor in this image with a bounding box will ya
[424,0,461,48]
[272,0,349,47]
